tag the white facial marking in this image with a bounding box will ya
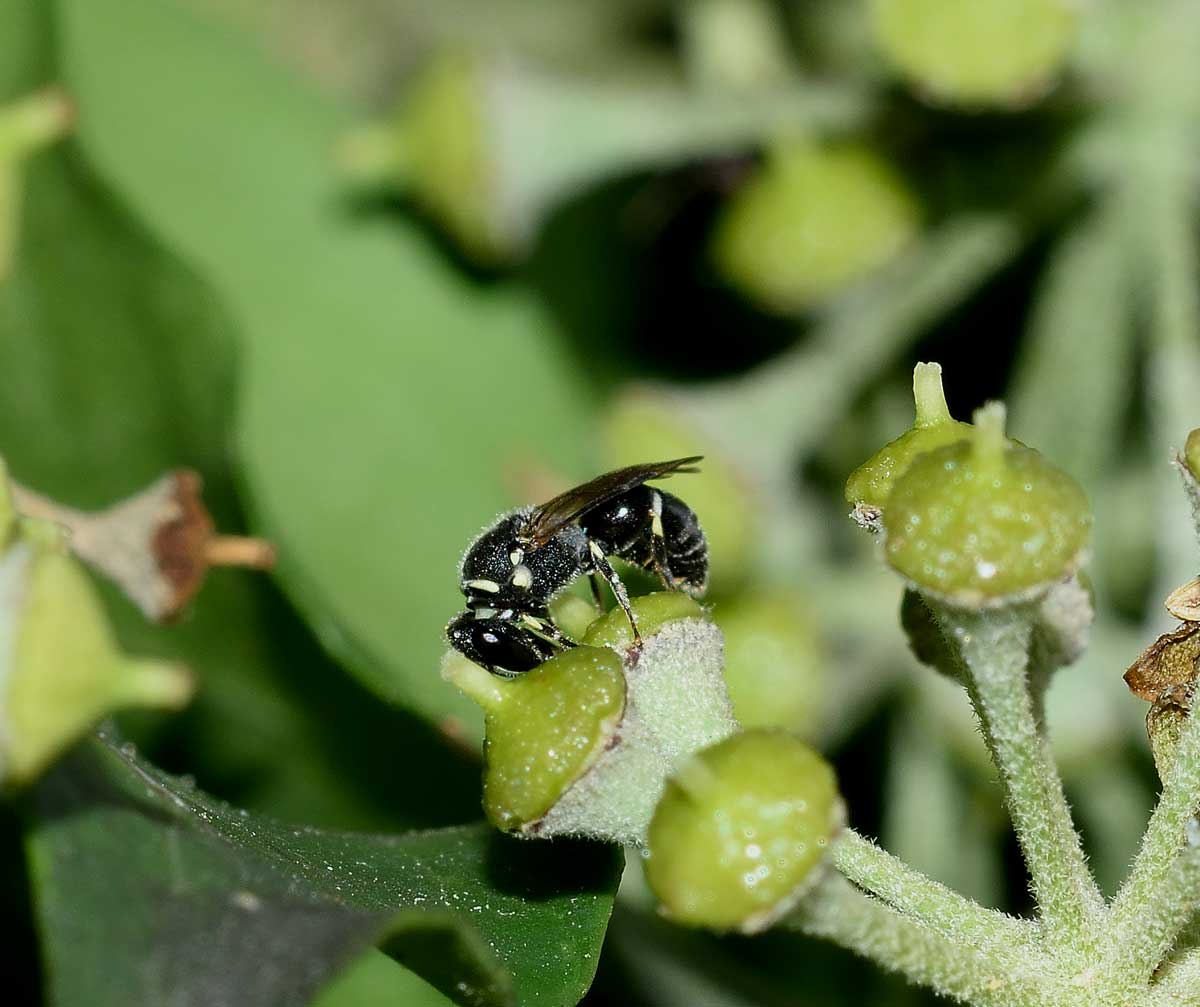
[473,607,497,619]
[651,491,663,516]
[509,548,524,565]
[465,578,501,594]
[512,564,533,589]
[651,514,664,538]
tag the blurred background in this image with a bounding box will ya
[4,0,1200,1003]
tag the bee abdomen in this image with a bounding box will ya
[660,491,708,594]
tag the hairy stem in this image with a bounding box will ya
[1108,712,1200,986]
[832,830,1036,953]
[932,604,1103,951]
[788,871,1054,1007]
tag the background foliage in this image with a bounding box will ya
[3,0,1199,1004]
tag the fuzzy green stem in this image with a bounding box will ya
[787,872,1053,1006]
[1108,712,1200,986]
[931,604,1103,952]
[1103,842,1200,995]
[832,829,1037,953]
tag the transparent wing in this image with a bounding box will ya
[522,456,703,547]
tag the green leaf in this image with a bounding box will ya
[27,735,622,1007]
[0,0,478,834]
[55,0,597,734]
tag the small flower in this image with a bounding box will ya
[883,402,1091,608]
[12,470,276,622]
[645,730,843,933]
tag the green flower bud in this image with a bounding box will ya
[646,730,843,933]
[712,140,918,315]
[444,595,738,845]
[715,592,826,736]
[883,403,1091,607]
[845,362,972,527]
[1186,429,1200,480]
[870,0,1076,108]
[599,389,756,592]
[1,517,192,787]
[442,645,626,833]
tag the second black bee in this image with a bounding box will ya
[446,457,708,675]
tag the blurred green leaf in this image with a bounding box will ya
[27,735,621,1007]
[0,0,478,832]
[1008,197,1136,482]
[56,0,598,735]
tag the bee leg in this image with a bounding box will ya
[647,491,677,591]
[587,540,642,646]
[518,612,574,650]
[650,533,678,591]
[589,573,606,611]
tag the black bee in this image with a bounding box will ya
[446,457,708,675]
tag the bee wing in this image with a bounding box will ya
[522,456,703,548]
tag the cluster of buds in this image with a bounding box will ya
[846,362,1092,616]
[443,591,844,933]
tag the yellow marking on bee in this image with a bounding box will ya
[512,564,533,589]
[521,613,545,629]
[473,607,497,619]
[510,548,524,565]
[588,540,605,559]
[466,579,501,594]
[650,491,664,537]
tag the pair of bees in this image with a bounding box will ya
[446,458,709,675]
